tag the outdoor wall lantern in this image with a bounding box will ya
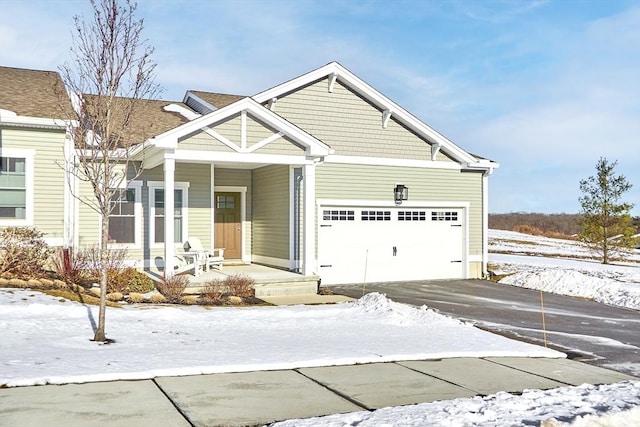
[394,184,408,205]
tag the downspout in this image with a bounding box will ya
[482,167,494,279]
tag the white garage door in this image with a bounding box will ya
[318,206,465,285]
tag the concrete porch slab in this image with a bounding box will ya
[0,380,190,427]
[297,362,476,410]
[154,370,361,426]
[398,358,565,395]
[485,357,638,386]
[148,263,320,297]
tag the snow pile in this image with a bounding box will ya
[352,291,467,326]
[272,381,640,427]
[500,269,640,310]
[0,289,562,387]
[489,229,640,310]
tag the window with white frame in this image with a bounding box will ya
[0,157,26,219]
[0,150,33,225]
[149,182,188,245]
[108,188,137,244]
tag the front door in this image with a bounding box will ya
[214,192,242,259]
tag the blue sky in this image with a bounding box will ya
[1,0,638,214]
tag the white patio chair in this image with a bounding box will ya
[184,237,224,272]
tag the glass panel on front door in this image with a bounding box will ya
[216,195,235,209]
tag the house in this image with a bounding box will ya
[0,66,73,247]
[1,62,498,287]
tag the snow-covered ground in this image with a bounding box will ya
[0,289,562,388]
[1,229,639,425]
[273,382,640,427]
[489,229,640,310]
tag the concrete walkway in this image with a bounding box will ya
[0,358,635,427]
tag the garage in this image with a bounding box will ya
[318,205,466,285]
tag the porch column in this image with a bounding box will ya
[302,163,316,275]
[164,157,176,277]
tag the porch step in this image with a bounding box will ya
[253,276,320,298]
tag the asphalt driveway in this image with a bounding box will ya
[330,279,640,377]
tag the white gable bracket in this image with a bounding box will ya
[431,142,441,161]
[382,109,392,129]
[328,73,337,93]
[244,132,285,153]
[267,98,277,110]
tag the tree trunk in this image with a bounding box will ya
[94,211,109,342]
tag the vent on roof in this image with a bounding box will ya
[185,96,214,115]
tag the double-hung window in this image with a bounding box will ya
[0,149,34,225]
[107,182,141,247]
[149,182,188,246]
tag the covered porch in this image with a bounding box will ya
[129,97,332,285]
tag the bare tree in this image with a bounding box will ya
[59,0,160,342]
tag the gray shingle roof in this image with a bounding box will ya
[82,95,192,146]
[188,91,245,110]
[0,66,73,118]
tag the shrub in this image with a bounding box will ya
[201,279,226,303]
[0,227,52,278]
[107,292,123,302]
[181,295,199,305]
[82,244,128,280]
[227,295,243,305]
[51,247,91,285]
[107,268,130,293]
[225,274,255,298]
[127,270,155,293]
[157,274,189,302]
[149,293,167,303]
[127,292,145,303]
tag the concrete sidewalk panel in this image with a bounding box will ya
[398,358,565,395]
[485,357,637,386]
[0,380,189,427]
[155,370,361,426]
[298,362,476,410]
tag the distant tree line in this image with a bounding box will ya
[489,213,582,236]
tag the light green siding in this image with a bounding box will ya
[0,127,67,242]
[271,78,455,162]
[252,165,289,260]
[180,129,236,152]
[316,163,484,256]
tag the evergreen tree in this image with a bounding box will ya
[578,158,638,264]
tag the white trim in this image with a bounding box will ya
[214,186,249,262]
[146,98,330,157]
[317,199,470,209]
[104,180,143,250]
[302,163,316,275]
[324,154,462,170]
[63,131,76,247]
[0,111,70,130]
[44,237,65,247]
[210,164,215,257]
[148,181,190,249]
[167,150,317,166]
[244,132,285,153]
[482,171,490,277]
[163,159,175,276]
[0,148,35,226]
[240,111,247,150]
[289,167,296,271]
